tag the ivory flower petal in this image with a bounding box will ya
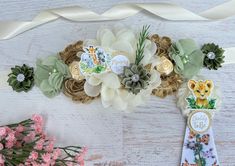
[84,81,101,97]
[112,95,128,110]
[141,40,157,65]
[111,41,135,62]
[87,76,102,86]
[149,70,161,88]
[97,29,115,47]
[116,29,136,46]
[101,85,115,102]
[101,73,120,89]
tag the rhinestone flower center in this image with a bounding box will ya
[207,52,216,60]
[131,74,140,82]
[16,74,25,82]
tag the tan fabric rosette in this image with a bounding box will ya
[59,41,95,103]
[151,34,184,98]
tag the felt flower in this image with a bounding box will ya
[176,76,221,118]
[121,63,151,95]
[83,26,161,110]
[34,55,70,98]
[7,64,34,92]
[169,39,205,79]
[201,43,225,70]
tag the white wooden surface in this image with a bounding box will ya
[0,0,235,165]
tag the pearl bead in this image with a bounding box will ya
[16,74,25,82]
[207,52,216,59]
[131,74,140,82]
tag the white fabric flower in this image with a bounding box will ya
[176,75,221,118]
[83,26,161,110]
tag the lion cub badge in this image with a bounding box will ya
[187,80,216,109]
[181,80,219,166]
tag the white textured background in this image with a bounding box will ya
[0,0,235,165]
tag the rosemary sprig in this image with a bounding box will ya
[135,25,150,65]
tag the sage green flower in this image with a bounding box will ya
[169,39,205,79]
[121,63,151,95]
[201,43,225,70]
[7,64,34,92]
[35,55,70,98]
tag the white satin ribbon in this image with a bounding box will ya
[1,1,235,40]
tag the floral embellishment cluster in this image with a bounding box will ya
[7,64,34,92]
[7,25,225,110]
[0,115,86,166]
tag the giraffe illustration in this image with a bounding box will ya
[87,46,99,65]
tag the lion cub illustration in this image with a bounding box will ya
[188,80,213,108]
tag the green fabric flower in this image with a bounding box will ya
[35,55,71,98]
[7,64,34,92]
[121,63,151,95]
[201,43,225,70]
[169,39,205,79]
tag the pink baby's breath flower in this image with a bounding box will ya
[0,127,6,137]
[50,159,55,165]
[45,141,54,152]
[32,114,43,125]
[24,131,36,143]
[34,139,44,150]
[5,140,14,149]
[0,143,3,150]
[28,132,36,140]
[16,124,24,133]
[31,161,40,166]
[74,148,87,166]
[29,151,39,160]
[5,127,12,133]
[6,132,15,142]
[82,147,88,154]
[33,124,43,134]
[41,153,51,163]
[0,154,5,164]
[74,154,85,166]
[52,148,62,160]
[15,141,22,148]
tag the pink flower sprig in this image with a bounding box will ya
[0,114,86,166]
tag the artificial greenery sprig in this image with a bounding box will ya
[135,25,150,65]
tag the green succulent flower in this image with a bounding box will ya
[201,43,225,70]
[34,55,71,98]
[169,39,205,79]
[7,64,34,92]
[121,63,151,95]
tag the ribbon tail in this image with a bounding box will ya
[181,126,219,166]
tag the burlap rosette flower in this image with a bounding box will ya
[64,78,96,103]
[59,41,95,103]
[150,34,184,98]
